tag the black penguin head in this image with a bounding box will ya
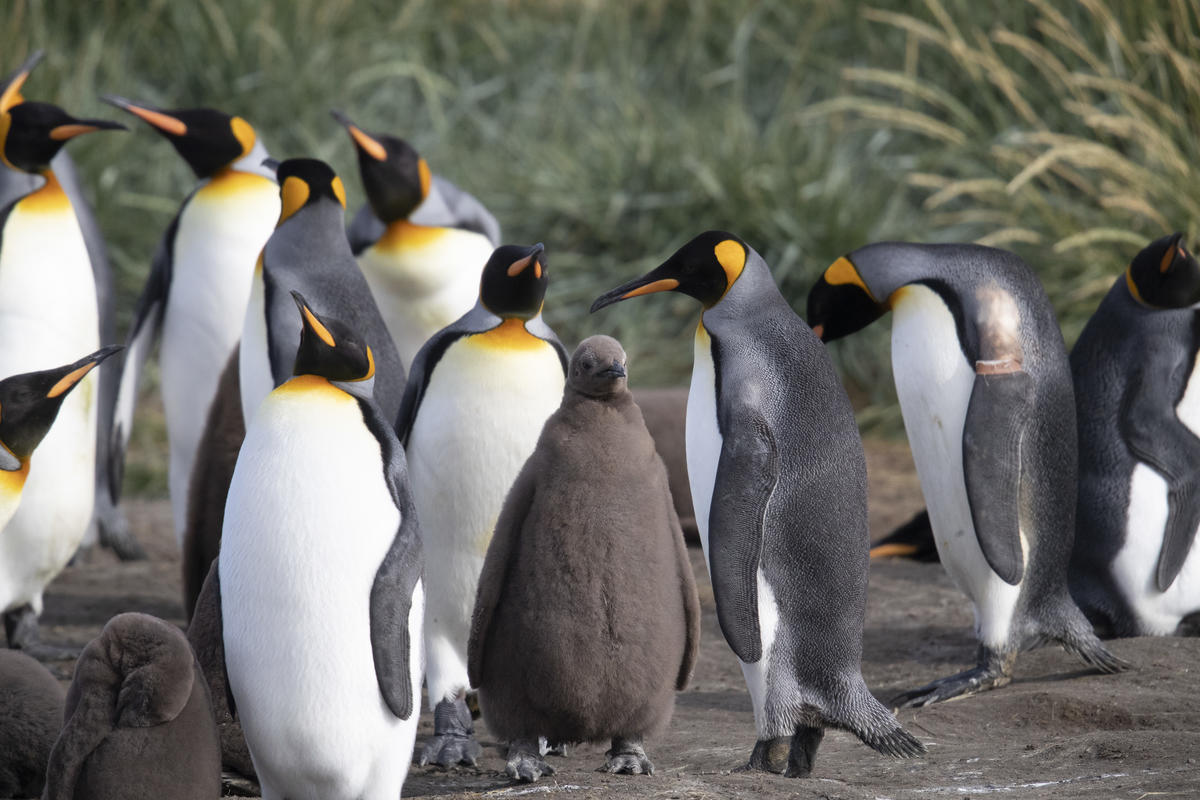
[805,255,887,342]
[0,346,122,467]
[1125,233,1200,309]
[590,231,749,313]
[479,243,550,320]
[291,292,375,386]
[331,110,429,223]
[102,96,260,179]
[568,335,628,399]
[1,101,125,174]
[275,158,347,225]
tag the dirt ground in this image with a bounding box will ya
[31,439,1200,799]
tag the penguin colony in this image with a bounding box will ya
[1,45,1198,798]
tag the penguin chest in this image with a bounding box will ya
[891,284,1021,645]
[685,323,722,563]
[220,378,408,771]
[1116,351,1200,632]
[238,268,274,423]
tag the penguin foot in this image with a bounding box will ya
[736,736,790,774]
[417,697,481,767]
[3,605,79,661]
[506,739,555,783]
[890,665,1010,708]
[539,736,568,757]
[602,736,654,775]
[95,511,147,561]
[783,725,824,778]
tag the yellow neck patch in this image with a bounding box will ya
[198,167,275,200]
[0,458,30,495]
[278,176,310,224]
[274,374,352,401]
[469,318,545,351]
[18,169,70,215]
[824,256,879,303]
[375,220,446,254]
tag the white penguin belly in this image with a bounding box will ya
[1114,354,1200,634]
[0,197,99,614]
[407,333,564,706]
[891,284,1021,649]
[238,269,275,424]
[220,381,418,800]
[686,322,779,735]
[357,226,492,369]
[160,175,278,545]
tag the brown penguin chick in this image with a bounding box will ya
[0,650,64,798]
[42,613,221,800]
[633,387,696,541]
[468,335,701,782]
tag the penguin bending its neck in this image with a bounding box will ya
[399,242,568,768]
[592,231,924,776]
[334,111,498,370]
[1070,233,1200,636]
[808,241,1128,708]
[469,335,701,782]
[220,293,424,799]
[41,613,220,800]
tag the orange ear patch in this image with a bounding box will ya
[279,176,310,223]
[714,239,746,288]
[230,116,257,158]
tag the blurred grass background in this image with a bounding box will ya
[3,0,1196,495]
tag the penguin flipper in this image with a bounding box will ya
[109,212,179,503]
[187,560,236,720]
[368,401,425,721]
[962,369,1033,586]
[1120,372,1200,592]
[468,460,535,687]
[708,411,779,665]
[668,485,701,690]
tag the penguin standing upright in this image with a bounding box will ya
[399,242,567,767]
[591,231,924,776]
[105,97,279,550]
[335,111,498,369]
[1070,234,1200,636]
[0,54,124,654]
[220,293,424,800]
[807,241,1127,707]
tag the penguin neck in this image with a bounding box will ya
[701,258,784,332]
[18,168,71,215]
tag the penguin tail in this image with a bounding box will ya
[834,684,926,759]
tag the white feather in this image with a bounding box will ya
[239,268,275,425]
[220,378,419,800]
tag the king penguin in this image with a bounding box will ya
[398,242,567,768]
[105,96,279,552]
[0,56,124,655]
[0,348,122,652]
[1070,233,1200,636]
[591,231,924,776]
[335,111,499,370]
[220,292,424,800]
[807,241,1127,707]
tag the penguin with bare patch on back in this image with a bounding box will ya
[807,241,1127,708]
[42,612,220,800]
[469,336,700,782]
[0,649,64,797]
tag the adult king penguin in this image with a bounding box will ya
[0,55,124,655]
[335,111,499,369]
[807,241,1127,707]
[1070,234,1200,636]
[0,348,123,652]
[591,231,924,776]
[106,96,279,551]
[220,293,424,800]
[399,242,567,768]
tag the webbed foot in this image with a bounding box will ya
[539,736,568,757]
[784,726,824,778]
[4,605,78,661]
[602,736,653,775]
[735,736,789,774]
[891,646,1016,708]
[506,738,554,782]
[417,696,481,767]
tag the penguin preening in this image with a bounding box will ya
[1070,233,1200,636]
[469,335,701,782]
[0,55,125,656]
[41,613,221,800]
[399,242,568,768]
[335,111,498,370]
[105,96,279,555]
[807,241,1127,707]
[220,293,424,800]
[592,231,924,776]
[0,649,64,798]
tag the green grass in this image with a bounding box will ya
[5,0,1193,494]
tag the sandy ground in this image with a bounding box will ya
[29,439,1200,799]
